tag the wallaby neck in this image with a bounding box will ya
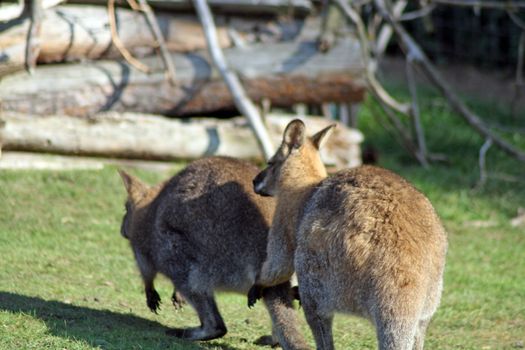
[274,178,324,249]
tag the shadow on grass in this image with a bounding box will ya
[0,291,239,350]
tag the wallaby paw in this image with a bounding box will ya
[146,287,161,314]
[171,291,186,310]
[247,284,264,308]
[254,335,279,348]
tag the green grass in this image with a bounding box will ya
[1,90,524,349]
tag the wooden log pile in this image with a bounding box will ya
[0,0,366,165]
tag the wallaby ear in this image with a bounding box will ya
[283,119,306,151]
[311,124,336,150]
[118,169,148,201]
[118,169,134,193]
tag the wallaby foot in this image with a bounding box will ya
[171,291,185,310]
[145,286,161,314]
[254,335,279,347]
[168,291,227,341]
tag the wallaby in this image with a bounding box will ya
[119,156,309,349]
[248,120,448,350]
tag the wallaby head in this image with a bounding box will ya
[118,169,158,240]
[253,119,336,197]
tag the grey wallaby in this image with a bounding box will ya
[248,120,448,350]
[119,156,309,349]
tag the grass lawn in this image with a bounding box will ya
[1,90,524,349]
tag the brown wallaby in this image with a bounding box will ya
[248,120,448,350]
[118,156,309,349]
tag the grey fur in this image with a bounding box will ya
[119,156,309,349]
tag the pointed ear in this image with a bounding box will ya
[118,169,134,194]
[118,169,148,201]
[283,119,306,151]
[311,124,336,150]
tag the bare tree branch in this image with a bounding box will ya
[136,0,177,85]
[507,9,525,30]
[192,0,274,159]
[371,91,429,166]
[108,0,150,73]
[334,0,411,115]
[405,57,428,165]
[24,0,43,74]
[376,0,407,56]
[474,138,492,190]
[375,0,525,162]
[399,3,436,21]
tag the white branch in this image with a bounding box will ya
[137,0,177,85]
[193,0,274,159]
[334,0,411,115]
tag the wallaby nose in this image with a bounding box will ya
[253,176,262,195]
[253,172,268,196]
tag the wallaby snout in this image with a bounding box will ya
[253,169,271,197]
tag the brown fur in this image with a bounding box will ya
[119,156,309,349]
[250,120,447,350]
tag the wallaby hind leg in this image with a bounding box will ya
[412,318,430,350]
[376,317,418,350]
[301,296,334,350]
[262,281,310,350]
[166,291,227,341]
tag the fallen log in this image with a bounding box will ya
[0,5,232,77]
[67,0,312,15]
[0,112,364,169]
[0,151,177,171]
[0,39,366,117]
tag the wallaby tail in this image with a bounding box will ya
[263,282,311,350]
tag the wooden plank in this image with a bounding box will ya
[0,38,366,116]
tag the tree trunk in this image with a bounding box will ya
[0,39,366,117]
[0,112,364,168]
